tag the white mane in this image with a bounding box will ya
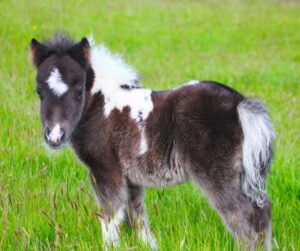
[89,39,141,95]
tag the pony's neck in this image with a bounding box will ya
[71,91,105,146]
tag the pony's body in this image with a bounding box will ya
[72,81,242,188]
[31,35,274,250]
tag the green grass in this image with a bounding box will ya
[0,0,299,250]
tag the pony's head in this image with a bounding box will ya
[30,34,91,149]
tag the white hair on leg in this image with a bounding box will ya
[138,223,158,250]
[100,207,124,248]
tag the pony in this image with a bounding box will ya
[30,34,274,250]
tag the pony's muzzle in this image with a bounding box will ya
[44,124,65,148]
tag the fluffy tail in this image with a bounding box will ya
[237,99,275,207]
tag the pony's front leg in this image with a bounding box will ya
[100,207,124,249]
[126,183,157,250]
[89,171,127,249]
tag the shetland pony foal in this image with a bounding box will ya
[30,35,274,250]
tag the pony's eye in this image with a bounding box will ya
[76,87,84,99]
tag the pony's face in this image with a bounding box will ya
[30,37,90,149]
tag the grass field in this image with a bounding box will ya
[0,0,299,250]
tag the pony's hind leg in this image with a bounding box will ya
[126,182,157,249]
[215,188,272,250]
[192,159,272,250]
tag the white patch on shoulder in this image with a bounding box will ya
[47,68,68,96]
[104,88,153,122]
[104,87,153,155]
[89,42,153,154]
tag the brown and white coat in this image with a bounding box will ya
[31,34,275,250]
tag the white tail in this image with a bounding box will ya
[237,99,275,207]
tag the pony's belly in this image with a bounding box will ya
[125,162,189,187]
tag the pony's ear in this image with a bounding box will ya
[68,37,90,68]
[30,39,49,67]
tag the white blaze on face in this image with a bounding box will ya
[47,68,68,96]
[48,124,63,143]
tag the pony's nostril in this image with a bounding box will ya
[44,127,51,140]
[58,128,65,143]
[60,128,65,140]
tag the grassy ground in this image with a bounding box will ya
[0,0,299,250]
